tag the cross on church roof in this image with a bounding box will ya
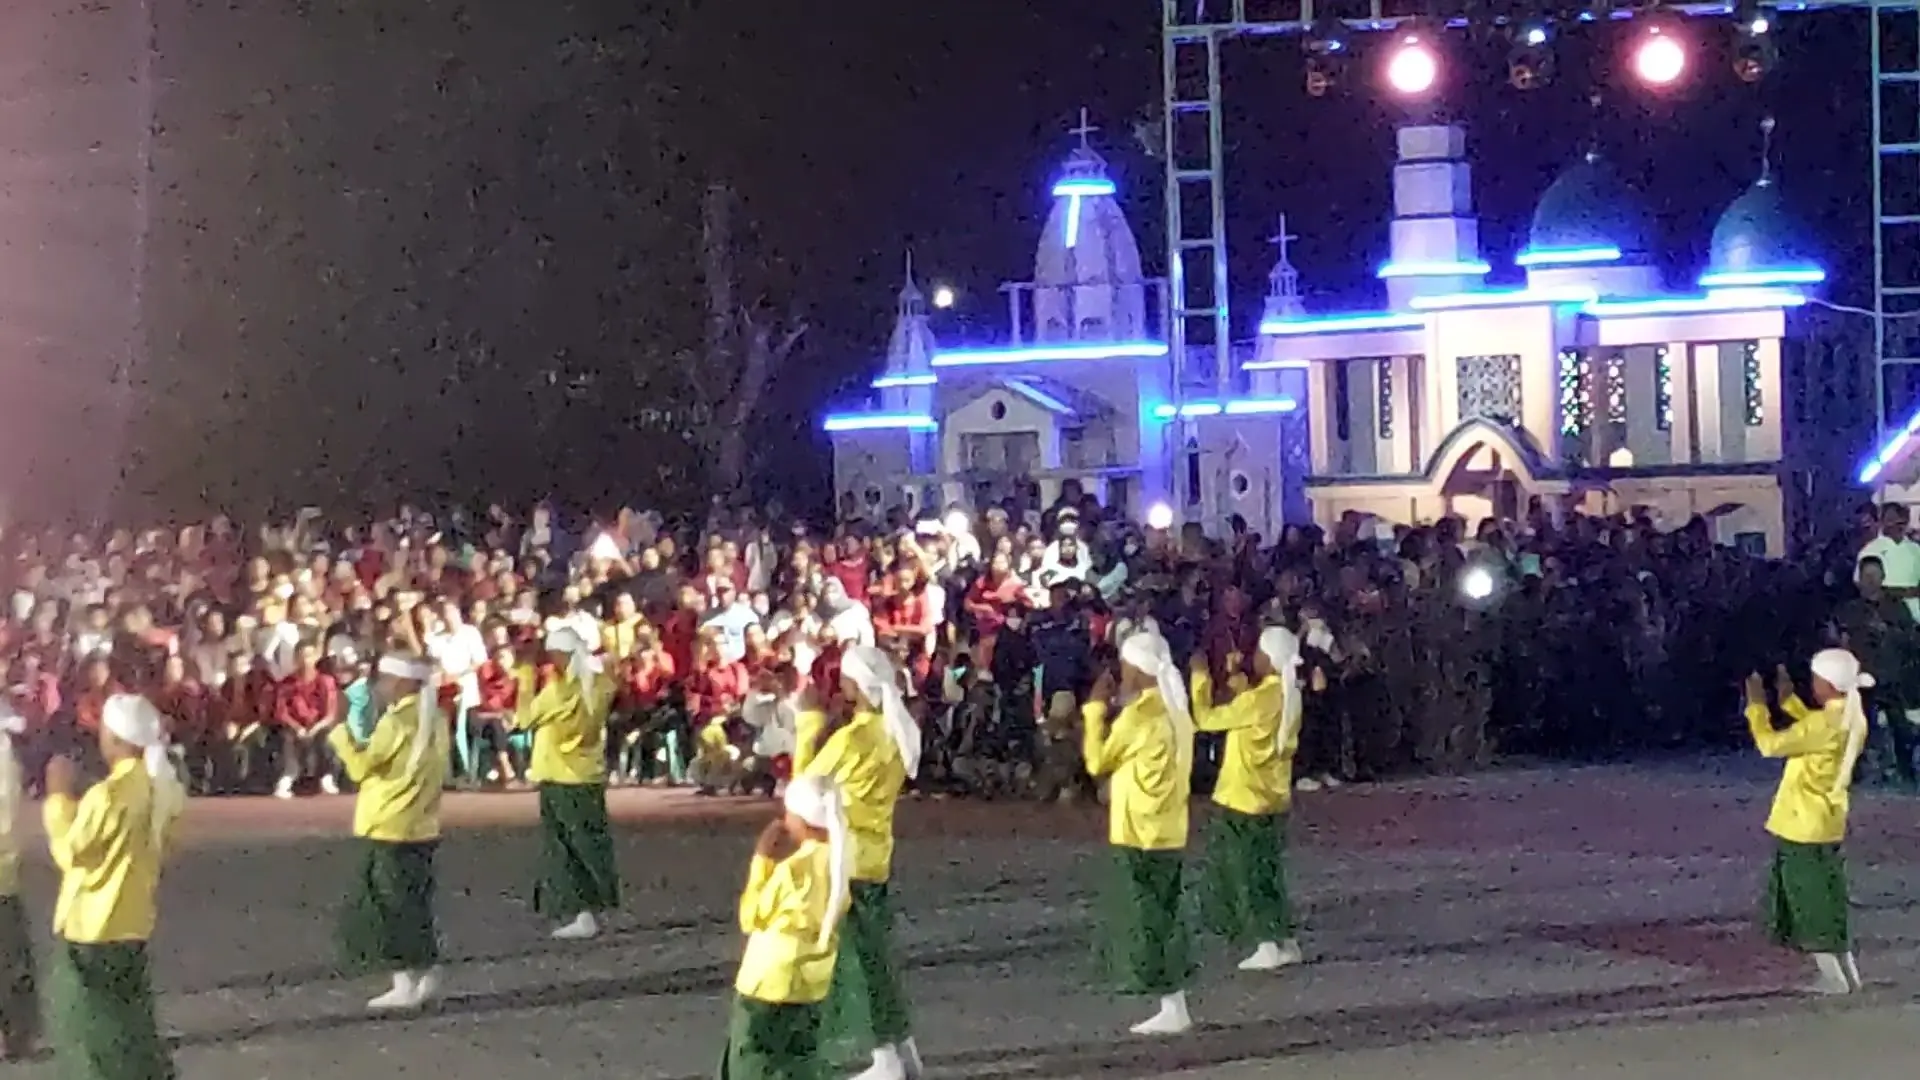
[1268,215,1299,266]
[1070,108,1098,150]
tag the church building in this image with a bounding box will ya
[826,115,1833,554]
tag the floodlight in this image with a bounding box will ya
[1630,25,1687,87]
[1303,20,1350,97]
[1146,503,1175,530]
[1732,0,1778,82]
[1384,32,1440,97]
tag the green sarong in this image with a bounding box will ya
[48,940,173,1080]
[716,994,827,1080]
[1761,838,1850,953]
[0,894,38,1055]
[534,783,621,916]
[336,839,440,973]
[1201,810,1294,945]
[1092,847,1193,996]
[819,881,912,1063]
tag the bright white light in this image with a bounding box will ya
[1461,566,1495,601]
[931,285,956,309]
[589,534,621,561]
[1523,26,1548,46]
[1147,503,1175,530]
[1632,31,1686,86]
[943,510,970,535]
[1748,16,1770,34]
[1385,37,1439,96]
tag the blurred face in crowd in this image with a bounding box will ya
[987,552,1010,580]
[1881,504,1909,541]
[83,657,111,689]
[1859,557,1886,599]
[612,593,637,621]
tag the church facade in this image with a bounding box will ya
[825,117,1836,553]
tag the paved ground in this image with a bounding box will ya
[10,760,1920,1079]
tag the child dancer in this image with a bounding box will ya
[44,694,187,1080]
[0,706,38,1060]
[524,627,621,940]
[803,645,922,1080]
[718,774,853,1080]
[1085,632,1196,1036]
[330,653,448,1010]
[1189,627,1304,971]
[1745,652,1870,994]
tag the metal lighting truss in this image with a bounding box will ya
[1161,0,1920,454]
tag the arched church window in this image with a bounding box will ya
[1334,362,1351,441]
[1184,438,1202,508]
[1045,318,1066,337]
[1078,316,1106,340]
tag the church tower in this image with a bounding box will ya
[1033,111,1148,343]
[875,255,938,474]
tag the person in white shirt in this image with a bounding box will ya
[1857,503,1920,622]
[700,583,761,665]
[427,602,490,780]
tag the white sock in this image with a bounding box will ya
[1810,952,1851,993]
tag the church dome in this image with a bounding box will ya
[1523,153,1654,264]
[1034,134,1148,343]
[1702,177,1817,283]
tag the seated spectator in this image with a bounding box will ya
[274,641,341,797]
[471,644,525,787]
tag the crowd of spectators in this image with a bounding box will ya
[0,483,1883,803]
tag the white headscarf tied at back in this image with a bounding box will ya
[840,645,921,778]
[377,654,438,776]
[101,694,187,847]
[782,774,853,950]
[1810,648,1875,798]
[543,625,604,686]
[1119,631,1194,773]
[1258,626,1306,756]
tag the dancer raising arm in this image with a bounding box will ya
[1188,627,1305,972]
[1084,631,1196,1037]
[330,652,448,1011]
[524,626,623,940]
[1745,650,1870,995]
[43,694,187,1080]
[718,774,854,1080]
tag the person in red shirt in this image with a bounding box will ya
[828,537,872,607]
[684,629,749,726]
[470,644,524,787]
[152,653,215,794]
[659,585,702,685]
[875,562,939,685]
[963,551,1028,670]
[620,627,681,784]
[273,641,341,798]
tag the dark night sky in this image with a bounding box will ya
[107,1,1878,518]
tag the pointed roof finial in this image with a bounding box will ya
[1758,115,1777,186]
[905,248,916,285]
[1264,214,1305,319]
[1070,107,1099,151]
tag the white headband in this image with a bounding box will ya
[543,625,604,683]
[1810,647,1874,798]
[378,655,432,681]
[1119,631,1195,770]
[1258,626,1306,756]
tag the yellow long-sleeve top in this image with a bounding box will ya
[329,693,447,844]
[795,709,905,883]
[1191,669,1293,817]
[1747,694,1852,845]
[521,671,617,785]
[44,758,183,943]
[601,617,646,663]
[733,838,848,1004]
[1083,690,1190,851]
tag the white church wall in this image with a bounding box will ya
[831,434,914,518]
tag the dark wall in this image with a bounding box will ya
[124,0,706,521]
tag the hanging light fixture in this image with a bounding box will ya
[1508,17,1556,90]
[1303,19,1350,97]
[1731,0,1779,82]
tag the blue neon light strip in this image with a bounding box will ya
[1065,193,1083,248]
[1149,397,1297,420]
[1376,259,1492,279]
[823,413,938,433]
[1580,288,1807,317]
[1002,380,1077,416]
[1258,312,1426,336]
[871,373,937,389]
[1410,286,1599,311]
[930,341,1167,367]
[1051,178,1116,197]
[1860,406,1920,484]
[1696,266,1828,289]
[1515,245,1622,267]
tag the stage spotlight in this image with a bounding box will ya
[1384,31,1440,97]
[1732,0,1778,82]
[1303,19,1350,97]
[1508,19,1556,90]
[1629,24,1687,87]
